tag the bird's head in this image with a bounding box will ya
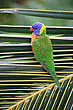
[30,22,46,36]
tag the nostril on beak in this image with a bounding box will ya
[30,27,33,31]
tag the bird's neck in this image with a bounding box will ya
[39,29,46,36]
[31,29,46,44]
[31,33,38,44]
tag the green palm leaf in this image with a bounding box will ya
[0,8,73,19]
[0,9,73,110]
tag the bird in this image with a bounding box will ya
[30,22,62,91]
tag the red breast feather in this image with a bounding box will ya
[31,33,38,53]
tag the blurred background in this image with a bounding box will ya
[0,0,73,26]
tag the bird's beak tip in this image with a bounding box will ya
[30,27,33,31]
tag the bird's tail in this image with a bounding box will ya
[43,61,62,91]
[51,72,62,91]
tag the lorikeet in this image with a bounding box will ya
[30,22,61,91]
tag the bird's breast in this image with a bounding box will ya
[31,33,38,53]
[31,33,38,44]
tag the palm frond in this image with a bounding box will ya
[0,8,73,19]
[8,74,72,110]
[0,26,73,110]
[0,9,73,110]
[0,25,73,34]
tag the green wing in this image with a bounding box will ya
[32,35,53,62]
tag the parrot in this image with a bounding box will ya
[30,22,62,91]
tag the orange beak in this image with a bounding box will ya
[30,27,33,31]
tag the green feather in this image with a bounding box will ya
[32,29,62,91]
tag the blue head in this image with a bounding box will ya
[30,22,45,36]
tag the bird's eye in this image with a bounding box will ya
[35,28,37,29]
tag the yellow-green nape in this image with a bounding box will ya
[39,24,45,35]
